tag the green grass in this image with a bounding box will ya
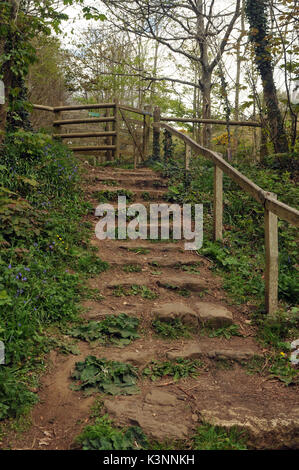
[93,189,135,203]
[75,416,248,450]
[152,319,193,339]
[127,247,150,255]
[142,358,203,382]
[192,423,248,450]
[244,353,299,386]
[113,284,158,299]
[122,264,142,273]
[75,415,149,450]
[202,324,243,339]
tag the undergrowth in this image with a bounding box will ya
[70,356,140,396]
[76,415,148,450]
[142,358,203,382]
[0,130,108,420]
[67,314,140,347]
[152,319,193,339]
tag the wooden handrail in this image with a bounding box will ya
[159,122,299,226]
[119,105,153,116]
[160,116,262,127]
[157,121,299,316]
[32,104,54,112]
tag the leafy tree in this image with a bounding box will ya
[0,0,105,143]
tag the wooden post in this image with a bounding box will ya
[213,165,223,241]
[185,144,191,170]
[153,106,161,160]
[113,99,120,161]
[265,192,278,315]
[143,105,151,161]
[53,101,63,137]
[105,107,112,161]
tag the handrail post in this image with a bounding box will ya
[153,106,161,160]
[213,165,223,241]
[265,192,278,315]
[105,106,112,161]
[143,105,151,161]
[113,98,120,161]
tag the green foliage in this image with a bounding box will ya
[261,153,299,175]
[268,354,299,386]
[0,368,38,420]
[244,352,299,386]
[162,156,299,308]
[74,254,109,277]
[0,0,105,130]
[256,309,299,351]
[122,264,142,273]
[93,189,135,202]
[76,415,148,450]
[192,423,248,450]
[203,324,242,340]
[152,319,192,339]
[67,314,140,347]
[142,358,203,382]
[141,191,151,201]
[113,284,158,299]
[70,356,140,396]
[127,247,150,255]
[176,263,201,274]
[0,132,108,419]
[159,282,191,297]
[101,180,118,186]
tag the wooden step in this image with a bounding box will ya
[69,145,116,152]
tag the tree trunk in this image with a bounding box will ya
[201,70,212,147]
[245,0,289,154]
[0,1,21,144]
[262,68,289,153]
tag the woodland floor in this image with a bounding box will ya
[3,163,299,450]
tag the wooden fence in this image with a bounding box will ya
[33,101,152,164]
[32,101,299,315]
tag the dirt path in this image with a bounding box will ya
[4,163,299,450]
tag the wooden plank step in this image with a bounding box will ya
[53,117,115,125]
[69,145,116,152]
[53,131,116,139]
